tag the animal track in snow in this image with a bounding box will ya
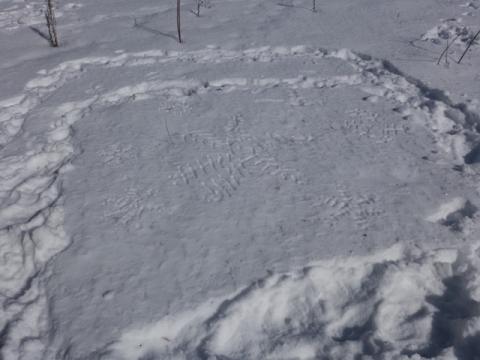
[99,143,138,167]
[344,108,410,143]
[169,122,304,203]
[103,188,156,228]
[308,185,383,231]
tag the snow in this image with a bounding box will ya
[0,0,479,359]
[109,243,480,360]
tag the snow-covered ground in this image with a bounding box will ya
[1,0,480,359]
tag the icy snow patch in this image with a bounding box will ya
[108,243,480,360]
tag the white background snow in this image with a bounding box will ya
[1,0,480,359]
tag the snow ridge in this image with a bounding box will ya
[330,49,480,164]
[108,243,480,360]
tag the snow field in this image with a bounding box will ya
[0,41,480,358]
[0,0,81,32]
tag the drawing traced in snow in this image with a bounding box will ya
[1,43,480,359]
[344,108,410,143]
[168,124,304,203]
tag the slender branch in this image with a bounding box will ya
[445,38,449,65]
[177,0,182,43]
[196,0,201,16]
[437,35,459,65]
[45,0,59,47]
[458,29,480,64]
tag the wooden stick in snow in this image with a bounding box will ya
[457,29,480,64]
[196,0,201,16]
[45,0,59,47]
[177,0,182,43]
[437,34,460,65]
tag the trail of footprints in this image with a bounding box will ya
[99,143,138,166]
[344,108,409,143]
[167,114,382,229]
[169,117,303,203]
[103,189,147,225]
[307,186,383,230]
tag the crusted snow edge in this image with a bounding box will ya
[106,243,480,360]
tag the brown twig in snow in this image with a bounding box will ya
[45,0,59,47]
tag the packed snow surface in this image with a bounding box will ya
[0,0,480,359]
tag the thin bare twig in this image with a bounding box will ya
[437,35,460,65]
[45,0,59,47]
[177,0,182,43]
[195,0,201,16]
[458,29,480,64]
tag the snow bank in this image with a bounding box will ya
[422,19,474,45]
[420,5,479,61]
[427,197,477,231]
[108,243,480,360]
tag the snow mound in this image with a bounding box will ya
[427,197,477,231]
[108,244,480,360]
[421,19,476,45]
[420,2,479,61]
